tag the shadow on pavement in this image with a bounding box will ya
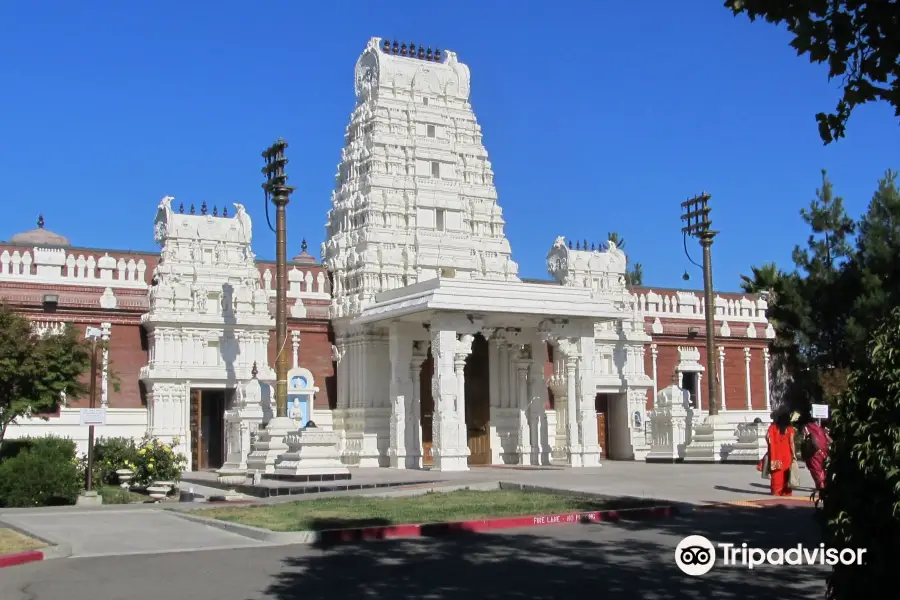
[264,504,826,600]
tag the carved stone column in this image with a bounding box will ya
[529,337,550,465]
[100,322,111,407]
[558,341,582,466]
[650,344,659,408]
[515,347,532,466]
[577,335,600,467]
[291,330,301,369]
[744,347,752,410]
[696,373,703,411]
[763,348,771,411]
[431,324,468,471]
[408,342,428,469]
[388,323,413,469]
[718,347,727,411]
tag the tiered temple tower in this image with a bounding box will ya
[140,196,275,466]
[322,37,519,319]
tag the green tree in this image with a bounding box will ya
[818,306,900,600]
[739,262,780,294]
[725,0,900,144]
[0,305,93,445]
[607,232,644,286]
[741,171,858,410]
[846,171,900,361]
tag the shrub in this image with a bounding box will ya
[93,437,139,485]
[0,435,76,463]
[132,435,186,487]
[819,306,900,599]
[98,485,139,505]
[0,445,81,507]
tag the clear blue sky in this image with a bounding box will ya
[1,1,896,291]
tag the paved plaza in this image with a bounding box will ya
[0,463,815,559]
[0,500,824,600]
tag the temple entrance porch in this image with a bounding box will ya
[330,277,635,472]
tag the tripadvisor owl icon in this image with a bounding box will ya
[675,535,717,576]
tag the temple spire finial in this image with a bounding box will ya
[251,361,258,379]
[37,214,44,229]
[301,239,308,252]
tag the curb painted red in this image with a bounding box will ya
[0,549,44,569]
[317,504,676,544]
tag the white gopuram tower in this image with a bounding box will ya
[140,196,275,468]
[323,37,519,318]
[322,38,520,466]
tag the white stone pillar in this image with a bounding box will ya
[515,351,531,466]
[577,334,600,467]
[497,341,509,408]
[388,323,413,469]
[718,347,727,411]
[488,337,500,409]
[409,343,427,468]
[100,322,111,407]
[506,343,518,409]
[650,344,659,408]
[696,373,703,412]
[431,325,468,471]
[291,330,301,369]
[529,337,550,465]
[563,350,581,465]
[744,347,752,410]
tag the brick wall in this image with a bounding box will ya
[267,321,335,410]
[107,323,147,409]
[644,340,769,411]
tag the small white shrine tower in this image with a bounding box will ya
[140,197,275,469]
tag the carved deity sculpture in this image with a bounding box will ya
[233,203,252,245]
[154,196,175,246]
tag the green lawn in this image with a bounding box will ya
[197,489,657,532]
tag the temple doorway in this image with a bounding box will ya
[189,388,231,471]
[595,393,610,459]
[419,349,434,466]
[465,334,491,465]
[418,333,492,467]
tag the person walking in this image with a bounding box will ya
[766,411,796,496]
[800,415,831,495]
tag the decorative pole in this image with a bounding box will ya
[681,192,720,416]
[262,139,294,419]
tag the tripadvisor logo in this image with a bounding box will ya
[674,535,867,576]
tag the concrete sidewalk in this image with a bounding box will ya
[0,462,815,559]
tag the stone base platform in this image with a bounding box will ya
[181,469,439,499]
[263,472,352,483]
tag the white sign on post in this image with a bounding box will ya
[811,404,830,420]
[80,407,107,426]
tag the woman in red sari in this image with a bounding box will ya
[766,412,796,496]
[801,418,830,493]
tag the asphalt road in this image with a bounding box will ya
[0,503,827,600]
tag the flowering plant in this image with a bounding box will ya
[131,434,187,486]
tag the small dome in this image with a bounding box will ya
[9,215,71,247]
[291,238,317,264]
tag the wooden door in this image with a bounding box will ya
[595,393,609,459]
[466,335,491,465]
[189,389,202,471]
[420,352,434,466]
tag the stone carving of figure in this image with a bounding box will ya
[233,203,252,245]
[215,242,225,264]
[192,284,207,312]
[154,196,175,246]
[190,238,201,262]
